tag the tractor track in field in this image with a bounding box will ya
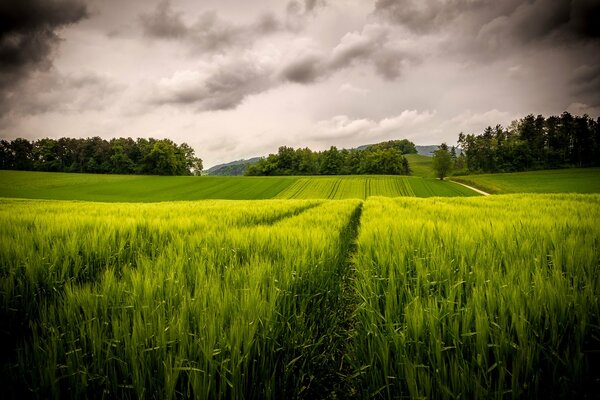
[320,201,363,399]
[449,180,491,196]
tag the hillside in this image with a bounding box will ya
[404,154,434,178]
[206,157,261,176]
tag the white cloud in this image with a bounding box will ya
[308,109,436,142]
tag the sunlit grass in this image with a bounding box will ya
[0,198,360,398]
[352,194,600,398]
[2,194,598,398]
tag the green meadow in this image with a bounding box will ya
[0,170,478,201]
[1,169,599,399]
[404,153,435,178]
[452,167,600,194]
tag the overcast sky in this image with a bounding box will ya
[1,0,599,167]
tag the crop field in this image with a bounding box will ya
[0,171,297,201]
[0,198,362,398]
[1,194,599,399]
[275,176,477,199]
[353,195,600,398]
[452,167,600,194]
[0,170,478,201]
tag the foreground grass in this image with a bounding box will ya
[0,170,478,201]
[353,194,600,398]
[2,195,598,398]
[0,198,361,399]
[452,168,600,194]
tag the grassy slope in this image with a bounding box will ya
[405,153,434,178]
[0,170,479,201]
[452,168,600,194]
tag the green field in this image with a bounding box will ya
[275,176,476,199]
[404,153,434,178]
[2,195,599,398]
[452,168,600,194]
[353,195,600,398]
[0,170,478,201]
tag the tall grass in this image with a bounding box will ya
[0,198,361,399]
[352,194,600,398]
[2,194,598,398]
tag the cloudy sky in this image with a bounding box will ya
[1,0,599,167]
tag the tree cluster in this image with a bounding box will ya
[0,137,202,176]
[246,140,416,176]
[458,112,600,173]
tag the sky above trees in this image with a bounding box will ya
[1,0,599,168]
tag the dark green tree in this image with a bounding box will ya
[432,143,453,180]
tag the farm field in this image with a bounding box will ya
[2,194,599,399]
[352,195,600,398]
[452,167,600,194]
[0,170,478,201]
[0,198,362,398]
[0,170,297,201]
[274,176,477,199]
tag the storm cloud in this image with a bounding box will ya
[151,54,276,110]
[153,24,413,111]
[279,24,412,85]
[140,0,282,54]
[0,0,88,113]
[375,0,600,42]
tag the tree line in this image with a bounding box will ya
[246,139,416,176]
[457,112,600,173]
[0,137,203,176]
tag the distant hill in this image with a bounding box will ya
[416,145,438,156]
[205,143,458,176]
[206,157,261,176]
[416,145,463,156]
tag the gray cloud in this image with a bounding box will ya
[139,0,187,39]
[0,0,89,114]
[374,0,483,34]
[5,71,123,117]
[570,64,600,106]
[152,56,275,111]
[280,25,412,84]
[280,53,324,83]
[152,23,414,111]
[376,0,600,43]
[141,0,283,54]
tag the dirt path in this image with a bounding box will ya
[449,180,491,196]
